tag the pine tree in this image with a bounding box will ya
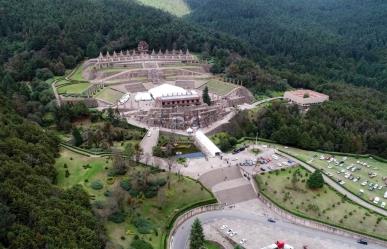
[307,170,324,189]
[202,86,211,106]
[72,127,83,147]
[189,218,205,249]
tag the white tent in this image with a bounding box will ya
[135,92,152,101]
[194,130,221,157]
[148,83,188,99]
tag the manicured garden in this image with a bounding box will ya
[153,133,200,158]
[256,166,387,240]
[55,148,214,249]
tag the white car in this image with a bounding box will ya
[361,181,368,186]
[240,239,247,245]
[339,181,345,185]
[220,225,228,230]
[381,202,386,208]
[230,232,238,237]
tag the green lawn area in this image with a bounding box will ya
[256,166,387,239]
[55,147,214,249]
[69,65,86,81]
[95,87,124,103]
[204,241,222,249]
[200,79,237,96]
[55,148,110,189]
[136,0,191,16]
[57,82,91,94]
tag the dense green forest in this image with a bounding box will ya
[0,96,106,248]
[185,0,387,158]
[187,0,387,91]
[253,84,387,157]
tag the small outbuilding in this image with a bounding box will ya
[284,89,329,107]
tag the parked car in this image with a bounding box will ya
[267,218,276,223]
[357,239,368,245]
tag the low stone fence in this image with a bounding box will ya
[168,203,226,249]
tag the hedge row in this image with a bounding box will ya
[60,143,122,157]
[237,136,276,144]
[255,176,387,242]
[316,150,387,163]
[236,136,387,163]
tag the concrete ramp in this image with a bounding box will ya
[140,127,159,156]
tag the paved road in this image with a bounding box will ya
[277,151,387,217]
[140,127,159,155]
[171,209,386,249]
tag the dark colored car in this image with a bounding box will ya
[357,239,368,245]
[267,218,276,223]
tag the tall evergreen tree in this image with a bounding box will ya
[72,127,83,146]
[189,218,205,249]
[307,170,324,189]
[202,86,211,106]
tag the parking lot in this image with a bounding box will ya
[222,144,298,177]
[314,154,387,208]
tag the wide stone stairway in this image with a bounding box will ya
[199,166,256,204]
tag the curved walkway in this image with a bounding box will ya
[277,151,387,216]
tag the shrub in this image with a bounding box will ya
[90,180,103,190]
[104,190,112,197]
[93,201,104,209]
[108,211,127,224]
[132,217,153,234]
[130,238,154,249]
[120,179,131,191]
[65,170,70,178]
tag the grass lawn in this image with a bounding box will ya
[95,87,124,104]
[57,82,91,94]
[55,148,110,189]
[136,0,191,16]
[55,147,214,249]
[204,241,222,249]
[200,79,237,96]
[256,166,387,239]
[69,65,86,81]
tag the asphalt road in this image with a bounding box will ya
[170,209,386,249]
